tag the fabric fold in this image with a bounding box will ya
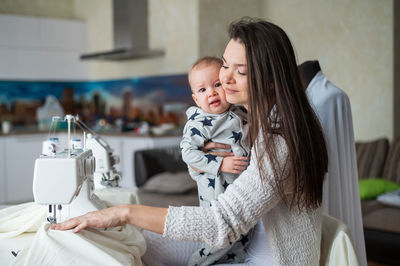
[12,223,145,266]
[0,202,47,239]
[0,187,146,265]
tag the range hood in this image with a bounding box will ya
[80,0,164,61]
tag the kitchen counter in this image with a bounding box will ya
[0,129,182,138]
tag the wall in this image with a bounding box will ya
[73,0,199,79]
[198,0,262,57]
[394,1,400,139]
[262,0,393,141]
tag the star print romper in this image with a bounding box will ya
[180,105,252,266]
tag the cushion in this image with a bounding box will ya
[359,178,400,200]
[377,189,400,208]
[355,138,389,179]
[383,137,400,183]
[141,171,197,194]
[134,147,188,187]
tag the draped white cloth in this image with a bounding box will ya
[0,202,46,239]
[306,71,367,266]
[0,187,146,266]
[12,223,145,266]
[320,215,359,266]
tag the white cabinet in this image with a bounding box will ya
[0,14,88,80]
[0,15,40,48]
[150,136,181,149]
[0,138,6,203]
[119,137,154,187]
[39,18,87,51]
[4,134,45,203]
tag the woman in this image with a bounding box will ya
[53,18,328,265]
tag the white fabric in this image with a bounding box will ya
[12,223,145,266]
[0,233,35,266]
[0,202,47,239]
[0,187,146,265]
[244,219,274,265]
[320,214,359,266]
[306,71,366,266]
[377,188,400,208]
[142,230,202,266]
[142,227,272,266]
[327,231,359,266]
[95,187,140,206]
[0,188,139,239]
[164,134,322,266]
[0,204,47,265]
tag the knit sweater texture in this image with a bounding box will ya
[164,133,322,265]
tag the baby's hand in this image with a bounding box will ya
[220,156,248,174]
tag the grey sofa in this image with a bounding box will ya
[356,137,400,226]
[355,137,400,264]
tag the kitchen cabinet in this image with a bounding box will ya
[0,138,6,203]
[118,137,153,188]
[4,134,45,203]
[0,14,88,80]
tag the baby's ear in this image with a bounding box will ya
[192,94,200,106]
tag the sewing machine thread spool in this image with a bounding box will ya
[42,138,60,155]
[71,139,82,151]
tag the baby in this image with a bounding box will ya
[181,56,250,265]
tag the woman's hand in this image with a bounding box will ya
[190,142,234,173]
[50,205,130,233]
[220,156,248,174]
[202,141,233,157]
[51,205,168,234]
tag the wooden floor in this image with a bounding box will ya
[368,261,392,266]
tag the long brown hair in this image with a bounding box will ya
[228,18,328,210]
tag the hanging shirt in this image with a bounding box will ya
[306,70,367,266]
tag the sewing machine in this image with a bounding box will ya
[32,115,109,224]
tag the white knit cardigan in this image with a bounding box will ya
[163,134,322,266]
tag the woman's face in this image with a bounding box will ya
[219,39,249,109]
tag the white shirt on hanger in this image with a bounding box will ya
[306,71,367,266]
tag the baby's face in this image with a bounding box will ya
[190,64,231,114]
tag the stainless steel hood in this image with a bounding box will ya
[80,0,164,61]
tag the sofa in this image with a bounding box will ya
[134,146,199,208]
[355,137,400,264]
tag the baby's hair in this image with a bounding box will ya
[188,56,223,90]
[191,56,223,70]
